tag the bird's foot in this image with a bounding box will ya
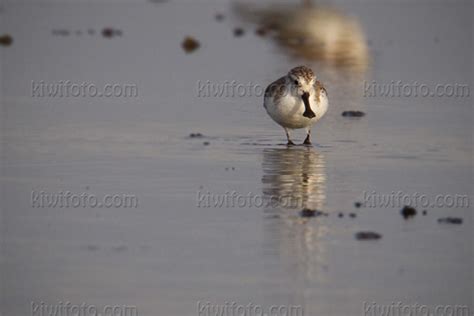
[303,135,312,145]
[287,140,296,146]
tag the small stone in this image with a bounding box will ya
[355,231,382,240]
[215,13,225,21]
[182,36,200,53]
[422,210,427,216]
[255,27,268,37]
[52,29,70,36]
[349,213,357,218]
[86,245,99,251]
[203,141,210,146]
[233,28,245,37]
[189,133,203,138]
[342,111,365,117]
[354,202,362,208]
[401,205,417,219]
[300,208,327,218]
[437,217,463,225]
[0,34,13,46]
[338,213,344,218]
[102,27,115,38]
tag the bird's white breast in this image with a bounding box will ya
[265,90,328,129]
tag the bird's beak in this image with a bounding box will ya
[302,92,316,118]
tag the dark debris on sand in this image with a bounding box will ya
[255,27,269,37]
[354,202,362,208]
[182,36,200,53]
[300,208,328,218]
[401,205,417,219]
[189,133,203,138]
[355,231,382,240]
[215,13,225,22]
[0,34,13,46]
[342,111,365,117]
[233,28,245,37]
[437,217,463,225]
[102,27,122,38]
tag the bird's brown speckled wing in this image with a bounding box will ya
[314,80,327,103]
[264,76,287,109]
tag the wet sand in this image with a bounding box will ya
[1,1,472,316]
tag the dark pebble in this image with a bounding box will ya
[189,133,203,138]
[300,208,327,218]
[234,28,245,37]
[52,29,70,36]
[354,202,362,208]
[355,231,382,240]
[203,141,210,146]
[342,111,365,117]
[0,34,13,46]
[182,36,200,53]
[401,205,417,219]
[422,210,427,216]
[255,27,268,37]
[349,213,357,218]
[437,217,463,225]
[102,27,115,38]
[215,13,225,21]
[338,213,344,218]
[86,245,99,251]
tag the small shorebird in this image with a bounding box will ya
[264,66,328,145]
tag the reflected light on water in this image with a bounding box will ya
[234,2,370,70]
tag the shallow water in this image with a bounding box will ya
[1,1,472,316]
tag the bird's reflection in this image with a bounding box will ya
[261,147,328,287]
[262,146,326,211]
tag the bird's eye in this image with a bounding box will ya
[294,80,299,85]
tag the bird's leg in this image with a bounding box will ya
[284,128,295,146]
[303,128,312,145]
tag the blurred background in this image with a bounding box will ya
[1,0,472,316]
